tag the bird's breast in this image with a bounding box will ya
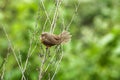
[42,39,55,47]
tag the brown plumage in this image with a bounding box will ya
[40,31,71,48]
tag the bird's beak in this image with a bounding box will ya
[40,36,42,40]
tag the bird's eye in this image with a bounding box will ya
[41,34,44,36]
[41,34,45,38]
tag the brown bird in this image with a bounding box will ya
[40,31,71,48]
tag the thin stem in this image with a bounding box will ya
[66,0,80,30]
[51,49,63,80]
[21,0,42,79]
[1,46,10,80]
[41,0,52,25]
[3,26,26,80]
[21,33,38,80]
[50,0,62,33]
[39,48,48,80]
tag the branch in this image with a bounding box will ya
[50,0,62,33]
[66,0,80,30]
[2,26,26,80]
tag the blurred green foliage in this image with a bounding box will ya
[0,0,120,80]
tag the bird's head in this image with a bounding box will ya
[40,32,49,40]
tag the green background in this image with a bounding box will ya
[0,0,120,80]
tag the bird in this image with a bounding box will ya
[40,31,71,48]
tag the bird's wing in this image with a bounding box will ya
[46,34,60,44]
[43,38,55,45]
[52,34,60,40]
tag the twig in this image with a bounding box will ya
[3,26,26,80]
[1,60,6,80]
[42,8,53,32]
[39,48,48,80]
[21,0,41,79]
[44,50,56,73]
[41,0,52,26]
[21,30,39,80]
[50,0,62,33]
[51,49,63,80]
[18,49,23,68]
[44,45,60,73]
[66,0,80,30]
[0,46,10,80]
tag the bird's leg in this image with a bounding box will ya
[46,47,50,57]
[48,49,51,57]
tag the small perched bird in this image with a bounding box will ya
[40,31,71,48]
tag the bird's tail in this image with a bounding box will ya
[59,31,72,44]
